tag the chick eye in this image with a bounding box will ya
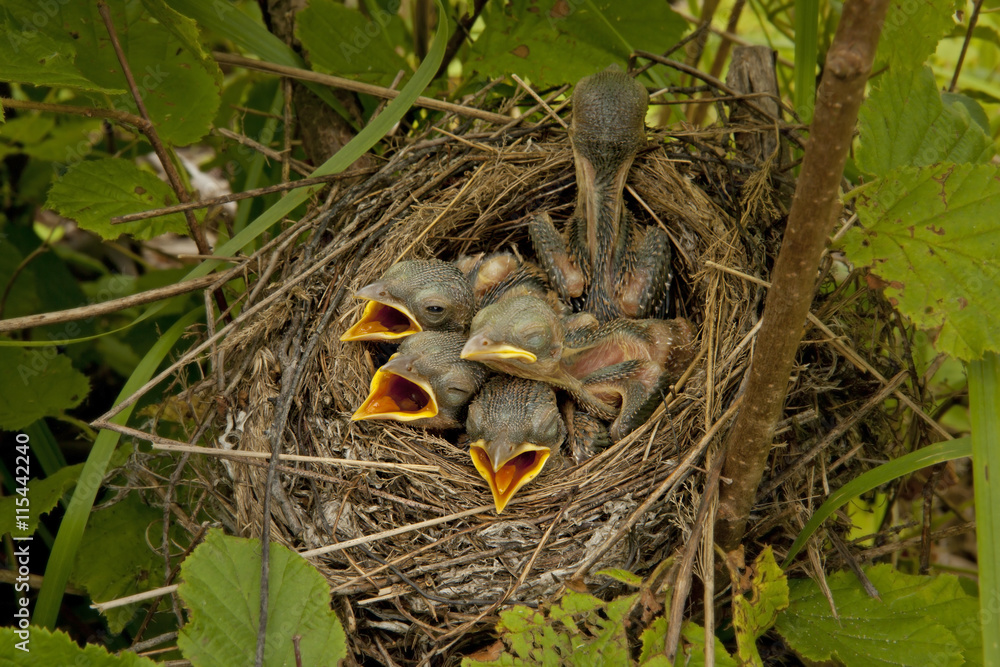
[425,305,445,314]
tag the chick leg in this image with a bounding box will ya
[616,225,672,319]
[528,213,587,302]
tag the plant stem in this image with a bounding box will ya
[714,0,891,551]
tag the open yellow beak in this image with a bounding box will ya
[352,355,439,422]
[469,441,551,513]
[460,333,537,364]
[341,298,422,342]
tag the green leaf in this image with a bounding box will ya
[138,0,222,84]
[465,590,636,667]
[857,66,994,175]
[775,565,979,667]
[0,464,82,537]
[732,546,789,666]
[177,529,347,667]
[297,0,409,85]
[841,163,1000,360]
[0,13,122,93]
[969,353,1000,666]
[1,1,220,145]
[638,617,737,666]
[0,347,89,430]
[46,158,192,240]
[1,626,157,666]
[468,0,687,86]
[69,495,166,634]
[783,437,971,565]
[874,0,961,74]
[33,309,202,628]
[595,568,643,587]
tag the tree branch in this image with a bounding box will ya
[714,0,891,551]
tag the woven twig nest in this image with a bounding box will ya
[128,77,907,663]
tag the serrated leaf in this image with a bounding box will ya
[841,163,1000,360]
[139,0,221,84]
[177,529,347,667]
[874,0,960,74]
[0,1,219,145]
[468,0,687,87]
[0,464,82,538]
[638,617,737,667]
[0,348,89,430]
[732,546,789,666]
[297,0,409,85]
[69,495,166,634]
[467,591,635,667]
[596,568,643,587]
[1,626,157,666]
[0,16,122,93]
[46,158,192,240]
[857,66,994,175]
[775,565,978,667]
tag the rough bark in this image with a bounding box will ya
[262,0,371,167]
[714,0,891,550]
[726,45,785,166]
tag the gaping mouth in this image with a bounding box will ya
[341,300,421,341]
[352,364,438,422]
[469,443,551,513]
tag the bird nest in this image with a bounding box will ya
[121,71,914,664]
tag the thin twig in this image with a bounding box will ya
[148,441,440,474]
[0,274,222,333]
[949,0,985,92]
[110,168,378,225]
[97,2,229,321]
[213,52,514,126]
[0,97,149,129]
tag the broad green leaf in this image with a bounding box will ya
[1,626,157,666]
[468,0,687,86]
[46,158,192,240]
[139,0,222,83]
[857,66,994,175]
[638,617,737,667]
[0,464,82,537]
[177,529,347,667]
[33,309,202,628]
[775,565,978,667]
[0,348,89,430]
[69,495,165,634]
[465,590,636,667]
[874,0,960,74]
[0,1,219,145]
[784,438,972,565]
[732,546,789,666]
[0,15,121,93]
[297,0,409,85]
[841,163,1000,360]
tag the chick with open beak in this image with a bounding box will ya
[466,377,566,513]
[352,332,487,429]
[341,260,475,341]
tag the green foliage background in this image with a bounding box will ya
[0,0,997,664]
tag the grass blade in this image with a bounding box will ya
[794,0,819,124]
[969,353,1000,663]
[32,308,203,628]
[782,436,972,566]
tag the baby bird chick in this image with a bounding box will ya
[466,377,566,513]
[341,260,474,341]
[352,332,487,429]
